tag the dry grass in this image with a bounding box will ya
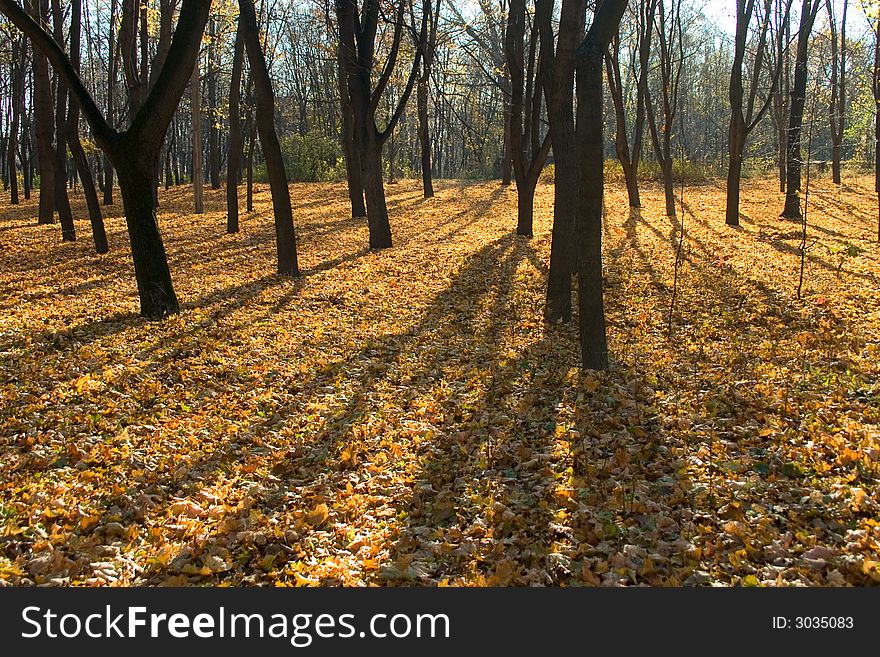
[0,174,878,586]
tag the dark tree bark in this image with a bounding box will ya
[103,0,117,206]
[781,0,821,219]
[0,0,212,318]
[7,35,23,205]
[240,0,299,276]
[537,0,583,323]
[50,0,75,242]
[191,61,204,214]
[575,0,628,370]
[227,16,245,234]
[505,0,551,237]
[416,0,440,199]
[335,0,425,250]
[67,0,108,253]
[337,48,366,217]
[725,0,787,226]
[30,0,56,225]
[208,17,221,190]
[826,0,847,185]
[605,0,655,209]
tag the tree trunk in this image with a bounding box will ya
[539,0,581,324]
[782,0,819,219]
[7,36,22,205]
[246,118,255,213]
[337,51,366,218]
[726,149,744,227]
[208,17,221,191]
[417,74,434,199]
[227,17,244,234]
[576,41,609,370]
[516,178,537,237]
[21,119,31,199]
[114,149,179,318]
[240,0,299,276]
[31,0,55,225]
[574,0,627,370]
[361,133,393,249]
[65,0,106,251]
[104,0,117,206]
[191,61,204,214]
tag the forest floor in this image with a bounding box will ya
[1,175,879,586]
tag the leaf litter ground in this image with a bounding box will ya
[1,176,879,586]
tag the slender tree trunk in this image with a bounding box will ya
[30,0,55,225]
[104,0,117,205]
[21,119,31,199]
[191,61,204,214]
[227,17,244,233]
[7,36,23,205]
[246,117,255,213]
[782,0,819,219]
[337,51,366,217]
[417,76,434,198]
[240,0,299,275]
[208,17,221,190]
[67,0,107,253]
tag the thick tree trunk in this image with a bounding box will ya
[539,0,581,324]
[574,0,627,370]
[726,149,744,227]
[516,178,537,237]
[114,150,179,318]
[576,42,609,370]
[361,134,393,249]
[227,18,244,234]
[7,36,22,205]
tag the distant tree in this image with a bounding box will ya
[227,15,245,234]
[335,0,425,249]
[726,0,791,227]
[826,0,848,185]
[606,0,656,209]
[505,0,551,237]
